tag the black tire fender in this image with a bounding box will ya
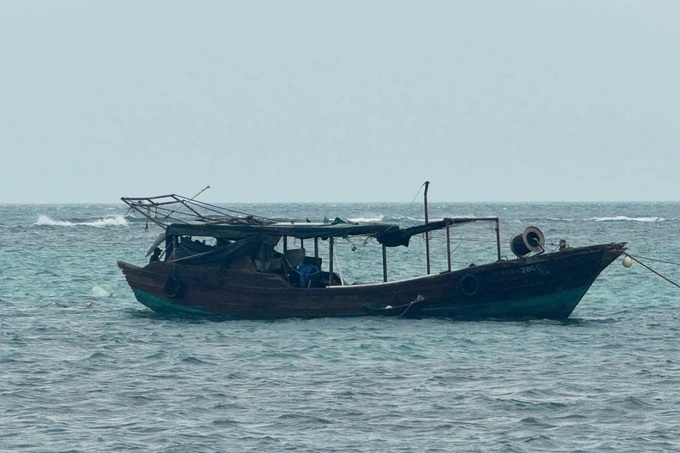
[164,275,183,298]
[458,274,480,296]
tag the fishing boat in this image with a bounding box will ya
[117,184,626,320]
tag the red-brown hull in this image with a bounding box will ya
[119,242,626,320]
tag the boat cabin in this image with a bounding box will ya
[156,217,502,288]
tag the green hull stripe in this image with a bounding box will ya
[133,289,212,315]
[132,285,590,319]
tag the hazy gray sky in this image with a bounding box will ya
[1,0,678,203]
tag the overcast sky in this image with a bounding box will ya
[1,0,678,204]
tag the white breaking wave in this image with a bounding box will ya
[92,285,114,297]
[36,214,129,227]
[588,216,665,222]
[347,215,385,223]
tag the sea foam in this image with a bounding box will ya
[35,214,129,227]
[588,216,665,222]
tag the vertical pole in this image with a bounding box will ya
[382,243,387,282]
[328,237,334,286]
[446,218,451,272]
[495,219,501,261]
[171,236,178,261]
[424,181,431,274]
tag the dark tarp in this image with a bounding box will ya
[172,233,277,265]
[375,221,447,247]
[375,219,488,247]
[165,217,494,250]
[166,222,400,242]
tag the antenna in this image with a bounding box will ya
[191,185,210,200]
[424,181,430,275]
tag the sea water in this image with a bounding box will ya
[1,202,679,452]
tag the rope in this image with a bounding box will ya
[333,246,346,286]
[384,182,428,234]
[400,295,425,317]
[626,254,680,289]
[628,255,680,267]
[402,182,427,217]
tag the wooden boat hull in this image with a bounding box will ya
[118,242,626,320]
